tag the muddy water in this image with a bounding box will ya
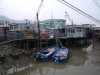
[0,41,100,75]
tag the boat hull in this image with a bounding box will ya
[33,46,58,61]
[52,47,69,63]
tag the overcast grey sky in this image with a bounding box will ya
[0,0,100,26]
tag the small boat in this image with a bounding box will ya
[33,46,58,61]
[52,47,69,63]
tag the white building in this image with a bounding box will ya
[93,27,100,38]
[41,19,66,28]
[81,24,96,29]
[30,19,66,33]
[94,27,100,30]
[56,25,87,38]
[8,23,32,40]
[9,23,26,30]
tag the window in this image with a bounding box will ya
[14,25,18,29]
[77,29,82,32]
[50,22,52,25]
[77,28,79,29]
[10,25,13,29]
[72,30,75,33]
[62,28,65,33]
[70,29,75,33]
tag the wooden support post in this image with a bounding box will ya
[23,41,25,51]
[12,42,14,53]
[27,39,28,51]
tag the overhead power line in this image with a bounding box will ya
[58,0,100,24]
[93,0,100,9]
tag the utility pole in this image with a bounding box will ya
[37,13,41,50]
[36,0,44,50]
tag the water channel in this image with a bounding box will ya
[0,40,100,75]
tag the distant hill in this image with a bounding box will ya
[0,15,11,21]
[0,15,33,23]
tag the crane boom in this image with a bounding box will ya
[65,11,73,25]
[37,0,44,14]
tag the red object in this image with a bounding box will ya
[40,33,48,38]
